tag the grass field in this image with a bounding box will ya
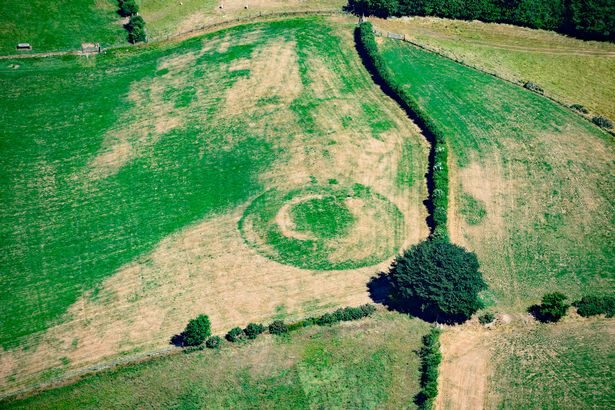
[374,17,615,121]
[488,316,614,408]
[3,312,431,409]
[378,38,614,310]
[0,17,429,393]
[0,0,125,55]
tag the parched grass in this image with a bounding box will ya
[0,0,125,55]
[0,17,429,392]
[378,38,614,310]
[374,17,615,120]
[487,318,614,409]
[3,312,431,409]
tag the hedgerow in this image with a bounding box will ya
[356,21,449,240]
[414,327,442,409]
[573,295,615,318]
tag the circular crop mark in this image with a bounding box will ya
[239,184,404,270]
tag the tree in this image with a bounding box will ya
[118,0,139,17]
[205,335,222,349]
[268,320,289,335]
[126,15,146,44]
[530,292,569,322]
[182,314,211,346]
[244,323,265,339]
[347,0,399,17]
[573,295,615,318]
[226,327,245,342]
[388,240,486,323]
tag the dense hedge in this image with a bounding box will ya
[348,0,615,41]
[357,21,449,240]
[573,295,615,317]
[414,327,442,409]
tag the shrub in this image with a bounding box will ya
[414,328,442,409]
[126,15,146,44]
[118,0,139,16]
[570,104,589,114]
[592,115,613,129]
[530,292,569,323]
[389,240,486,323]
[478,312,495,325]
[268,320,289,335]
[315,305,376,326]
[205,335,222,349]
[244,323,265,339]
[523,81,544,94]
[573,295,615,318]
[182,314,211,346]
[225,327,245,342]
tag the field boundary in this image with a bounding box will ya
[371,24,615,137]
[0,10,345,60]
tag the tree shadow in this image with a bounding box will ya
[170,333,185,347]
[367,272,468,324]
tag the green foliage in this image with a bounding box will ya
[268,320,289,335]
[530,292,569,323]
[570,104,589,114]
[118,0,139,17]
[573,295,615,318]
[205,335,222,349]
[314,304,377,326]
[357,22,449,240]
[350,0,615,41]
[479,312,496,325]
[591,115,613,129]
[244,323,266,339]
[389,240,486,322]
[126,15,147,44]
[347,0,399,17]
[182,315,211,346]
[414,327,442,409]
[226,327,245,343]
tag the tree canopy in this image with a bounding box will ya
[388,240,486,323]
[182,314,211,346]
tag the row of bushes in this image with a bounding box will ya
[414,327,442,409]
[347,0,615,42]
[117,0,147,44]
[176,304,378,348]
[529,293,614,323]
[357,21,449,240]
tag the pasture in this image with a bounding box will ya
[0,17,428,393]
[374,17,615,120]
[378,37,614,310]
[3,312,430,409]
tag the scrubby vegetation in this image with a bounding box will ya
[348,0,615,41]
[529,292,570,323]
[205,335,222,349]
[573,295,615,318]
[591,115,613,129]
[181,315,211,346]
[244,323,266,339]
[126,14,147,44]
[268,320,289,335]
[225,327,245,342]
[414,327,442,409]
[479,312,496,325]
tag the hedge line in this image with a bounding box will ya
[414,327,442,409]
[356,22,449,241]
[181,304,377,350]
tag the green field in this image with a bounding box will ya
[0,0,125,54]
[488,318,614,408]
[3,312,430,409]
[0,17,428,393]
[378,38,614,310]
[375,17,615,121]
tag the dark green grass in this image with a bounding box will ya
[290,196,355,239]
[379,39,614,308]
[3,313,430,409]
[0,0,125,55]
[489,319,614,409]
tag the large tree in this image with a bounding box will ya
[388,240,486,323]
[182,314,211,346]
